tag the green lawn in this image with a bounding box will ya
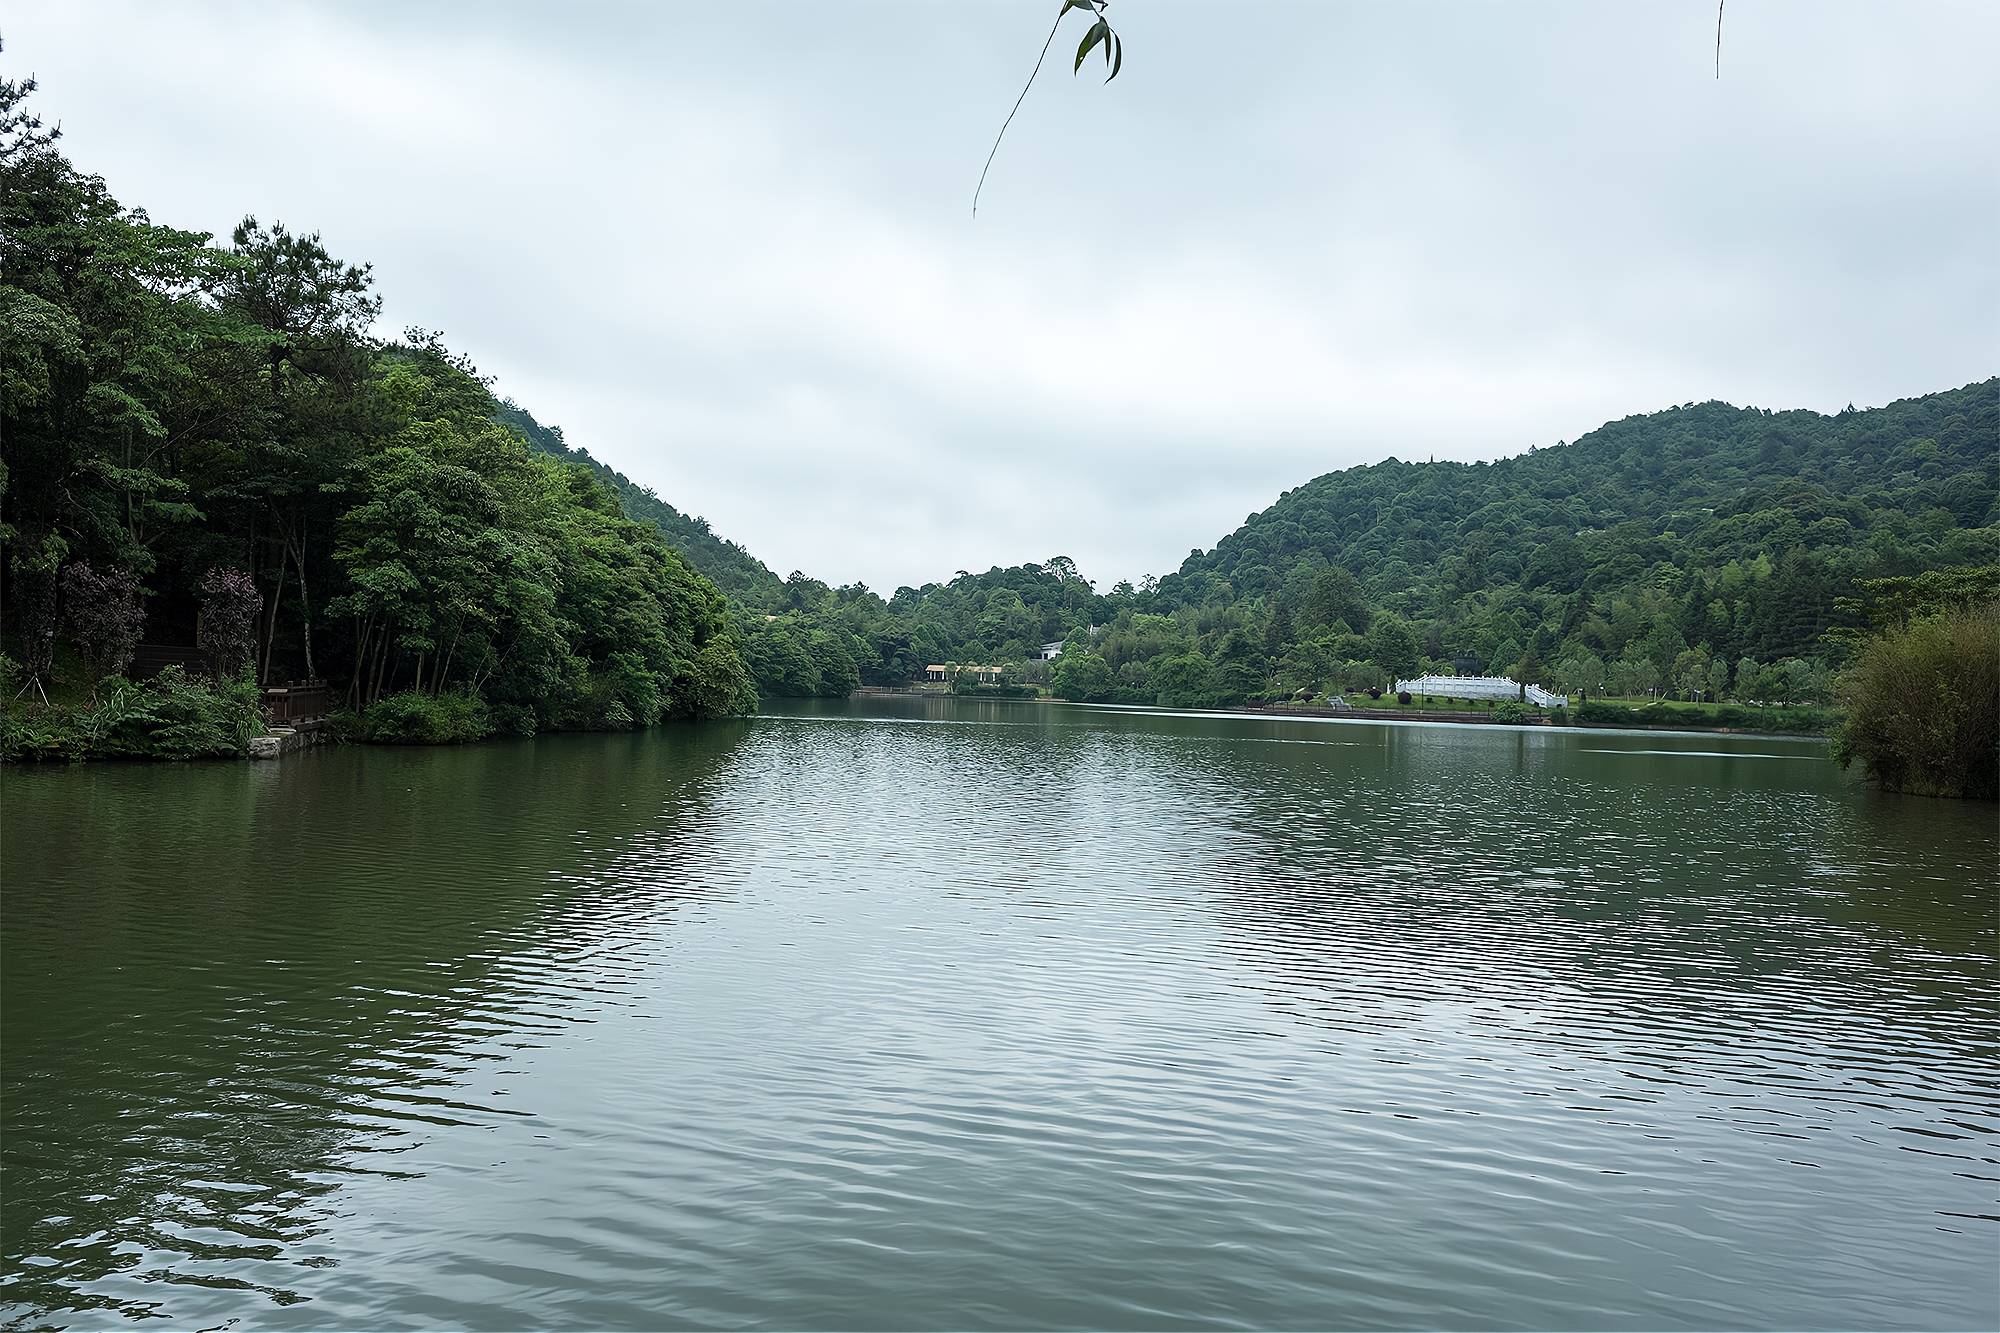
[1581,695,1811,715]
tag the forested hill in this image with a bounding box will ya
[1155,381,1998,663]
[724,379,1995,708]
[494,401,784,606]
[1,73,757,755]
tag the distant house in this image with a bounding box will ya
[1038,641,1065,661]
[925,664,1004,683]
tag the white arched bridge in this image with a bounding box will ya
[1395,675,1569,708]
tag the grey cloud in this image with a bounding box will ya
[10,0,1995,591]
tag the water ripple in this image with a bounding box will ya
[2,703,1994,1330]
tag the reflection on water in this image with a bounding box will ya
[2,699,1994,1330]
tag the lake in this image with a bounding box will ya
[3,698,1995,1329]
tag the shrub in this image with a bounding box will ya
[488,701,539,737]
[1396,691,1412,705]
[1,704,74,761]
[198,567,261,680]
[0,666,262,761]
[1493,701,1530,724]
[1763,706,1836,734]
[61,562,145,689]
[362,690,493,745]
[1834,605,1998,800]
[953,682,1038,699]
[104,667,264,759]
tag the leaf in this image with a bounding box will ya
[1107,32,1123,82]
[1060,0,1096,14]
[1074,18,1107,73]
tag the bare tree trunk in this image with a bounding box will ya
[347,613,374,707]
[438,618,464,694]
[370,625,383,702]
[380,622,396,702]
[261,549,288,685]
[285,518,317,680]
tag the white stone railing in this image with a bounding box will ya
[1395,675,1568,708]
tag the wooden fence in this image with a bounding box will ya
[261,680,330,725]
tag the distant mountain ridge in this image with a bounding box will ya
[1154,378,1998,660]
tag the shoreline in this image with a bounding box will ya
[1234,702,1831,738]
[1,691,1832,765]
[844,689,1835,739]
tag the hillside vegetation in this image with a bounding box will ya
[1163,385,1995,666]
[0,79,753,758]
[745,383,1998,714]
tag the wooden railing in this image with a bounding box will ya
[130,643,206,679]
[262,680,330,725]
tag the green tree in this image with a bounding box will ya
[1705,656,1729,703]
[1209,629,1268,703]
[1834,604,1998,799]
[1301,566,1370,634]
[1151,651,1216,708]
[1672,648,1713,701]
[1050,651,1114,702]
[1368,613,1420,683]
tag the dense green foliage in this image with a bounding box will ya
[1,664,264,761]
[1133,384,1997,704]
[0,78,754,757]
[1049,651,1116,703]
[360,690,494,746]
[733,559,1122,700]
[1832,582,1998,800]
[742,612,860,698]
[1573,699,1834,735]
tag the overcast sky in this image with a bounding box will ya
[9,2,1997,591]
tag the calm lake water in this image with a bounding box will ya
[3,698,1995,1330]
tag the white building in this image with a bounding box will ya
[1038,641,1065,661]
[926,664,1003,683]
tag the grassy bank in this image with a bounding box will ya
[1572,698,1834,734]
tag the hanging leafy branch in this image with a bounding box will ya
[972,0,1124,218]
[971,2,1732,216]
